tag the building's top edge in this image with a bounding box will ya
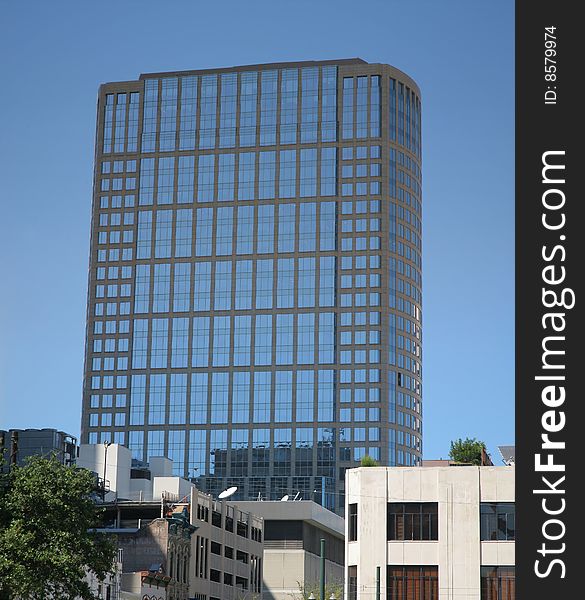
[351,465,514,471]
[93,527,140,534]
[138,58,368,79]
[98,58,367,89]
[227,499,345,536]
[98,58,422,97]
[5,427,75,436]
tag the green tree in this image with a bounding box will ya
[448,437,487,465]
[293,578,344,600]
[360,454,379,467]
[0,455,116,600]
[0,453,9,534]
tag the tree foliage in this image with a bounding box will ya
[448,437,487,465]
[293,578,344,600]
[360,454,379,467]
[0,455,116,600]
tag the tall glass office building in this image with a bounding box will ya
[82,59,422,512]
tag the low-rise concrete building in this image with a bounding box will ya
[233,500,344,600]
[188,488,264,600]
[78,443,264,600]
[345,466,515,600]
[116,516,195,600]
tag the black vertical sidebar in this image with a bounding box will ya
[516,2,580,598]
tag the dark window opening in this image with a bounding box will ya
[387,503,438,541]
[225,515,234,532]
[212,510,222,528]
[251,525,262,542]
[237,520,249,538]
[480,503,515,541]
[348,566,358,600]
[197,504,209,522]
[210,569,221,583]
[349,503,358,541]
[210,541,221,555]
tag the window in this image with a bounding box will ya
[225,514,234,532]
[210,541,221,555]
[387,503,438,541]
[387,566,438,600]
[210,569,221,583]
[348,503,358,541]
[236,576,249,590]
[348,566,357,600]
[251,526,262,542]
[480,503,515,541]
[197,503,209,522]
[481,567,515,600]
[237,519,249,538]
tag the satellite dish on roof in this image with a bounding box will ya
[280,494,289,502]
[219,486,238,499]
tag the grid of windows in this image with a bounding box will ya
[84,59,423,512]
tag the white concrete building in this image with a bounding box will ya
[78,442,184,502]
[231,500,345,600]
[345,466,515,600]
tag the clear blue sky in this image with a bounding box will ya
[0,0,514,462]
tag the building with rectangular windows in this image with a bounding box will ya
[345,466,515,600]
[231,500,345,600]
[81,58,423,514]
[0,428,77,470]
[77,443,264,600]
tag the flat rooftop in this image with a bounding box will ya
[139,58,367,79]
[228,500,344,538]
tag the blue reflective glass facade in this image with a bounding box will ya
[83,59,423,512]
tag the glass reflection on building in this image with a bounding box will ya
[84,59,423,513]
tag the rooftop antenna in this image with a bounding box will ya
[293,491,301,501]
[218,486,238,500]
[280,494,289,502]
